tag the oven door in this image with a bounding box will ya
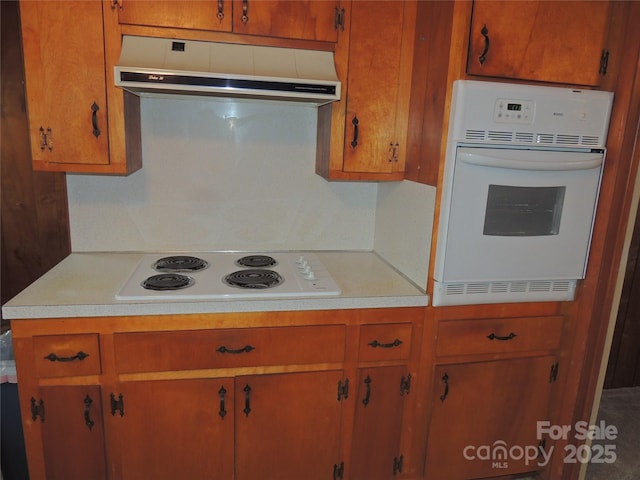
[435,146,604,283]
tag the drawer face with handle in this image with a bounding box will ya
[33,334,101,378]
[358,323,412,361]
[436,316,563,357]
[114,325,346,373]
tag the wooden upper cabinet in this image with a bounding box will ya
[116,0,342,42]
[231,0,341,42]
[116,0,233,32]
[19,0,141,174]
[317,0,417,180]
[20,1,109,168]
[467,1,611,86]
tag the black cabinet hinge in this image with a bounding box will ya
[337,379,349,401]
[30,397,45,422]
[599,49,610,75]
[400,374,412,396]
[333,461,345,480]
[393,455,404,475]
[549,362,559,383]
[538,437,548,459]
[334,7,345,31]
[110,392,125,416]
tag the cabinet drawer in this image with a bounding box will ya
[33,334,101,378]
[436,316,563,357]
[358,323,412,361]
[114,325,346,373]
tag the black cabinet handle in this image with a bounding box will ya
[368,338,403,349]
[243,384,252,416]
[350,116,359,148]
[362,375,371,406]
[486,332,517,341]
[91,102,101,138]
[216,345,255,354]
[84,394,95,430]
[44,351,89,362]
[439,373,449,403]
[479,24,490,65]
[218,386,227,419]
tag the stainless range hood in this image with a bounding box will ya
[114,36,341,105]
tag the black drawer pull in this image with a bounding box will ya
[216,345,255,354]
[486,332,517,341]
[44,351,89,362]
[368,338,403,349]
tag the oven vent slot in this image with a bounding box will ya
[433,280,577,306]
[465,129,486,141]
[556,134,581,145]
[581,135,601,146]
[487,131,513,142]
[535,133,555,144]
[514,132,535,143]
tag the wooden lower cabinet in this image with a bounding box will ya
[425,356,557,479]
[350,366,410,480]
[235,371,344,480]
[110,378,234,480]
[34,385,107,480]
[12,309,424,479]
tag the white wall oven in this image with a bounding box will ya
[433,80,613,306]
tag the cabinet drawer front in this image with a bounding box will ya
[33,334,101,378]
[358,324,412,361]
[114,325,346,373]
[436,316,563,357]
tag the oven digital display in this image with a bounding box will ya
[507,103,522,111]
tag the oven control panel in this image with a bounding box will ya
[493,98,534,124]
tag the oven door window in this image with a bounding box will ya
[483,185,566,236]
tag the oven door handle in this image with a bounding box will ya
[457,148,604,171]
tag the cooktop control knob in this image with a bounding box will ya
[296,256,317,281]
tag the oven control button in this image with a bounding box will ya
[303,271,317,280]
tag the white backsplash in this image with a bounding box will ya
[66,96,435,291]
[374,180,435,290]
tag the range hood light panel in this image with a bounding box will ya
[114,36,341,105]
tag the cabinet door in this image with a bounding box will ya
[425,356,557,479]
[467,1,611,86]
[342,0,409,175]
[235,370,344,480]
[37,385,107,480]
[113,378,234,480]
[232,0,340,42]
[117,0,233,32]
[19,1,110,168]
[350,366,408,480]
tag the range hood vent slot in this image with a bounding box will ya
[114,36,341,105]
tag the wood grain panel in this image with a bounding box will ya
[0,0,70,323]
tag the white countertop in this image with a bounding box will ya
[2,251,429,319]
